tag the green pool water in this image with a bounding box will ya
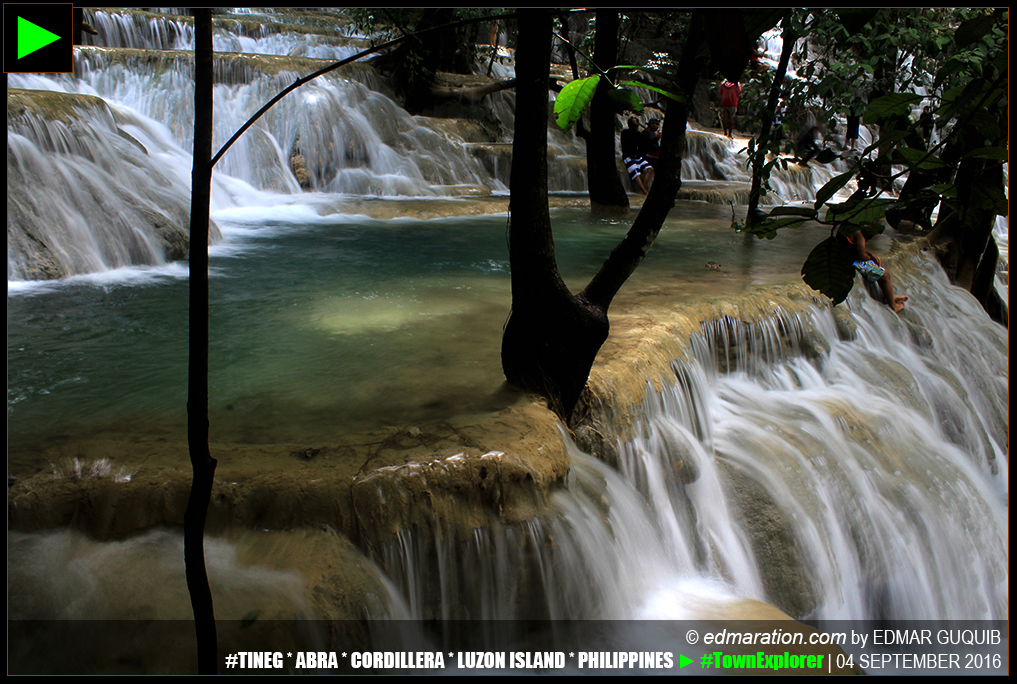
[8,201,826,475]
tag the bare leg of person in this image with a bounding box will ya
[642,167,654,194]
[878,274,908,312]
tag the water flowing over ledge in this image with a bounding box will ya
[9,7,839,282]
[10,247,1008,633]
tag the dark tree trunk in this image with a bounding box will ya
[926,92,1007,325]
[970,237,1006,326]
[185,8,218,675]
[502,10,706,420]
[501,9,609,419]
[943,156,1003,290]
[587,10,630,214]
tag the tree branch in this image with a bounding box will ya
[430,78,518,102]
[747,14,796,221]
[581,12,706,311]
[211,11,518,167]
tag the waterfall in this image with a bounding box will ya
[359,250,1006,625]
[10,249,1006,668]
[8,7,836,281]
[629,254,1007,621]
[7,8,1007,673]
[7,88,223,280]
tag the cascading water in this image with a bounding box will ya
[8,8,836,281]
[7,88,225,280]
[623,253,1007,621]
[360,250,1006,627]
[7,8,1007,673]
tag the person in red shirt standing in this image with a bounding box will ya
[719,80,741,138]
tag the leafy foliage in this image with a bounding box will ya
[554,75,601,133]
[554,10,781,137]
[739,8,1008,306]
[801,236,857,305]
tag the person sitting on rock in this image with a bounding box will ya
[620,117,653,195]
[847,230,909,312]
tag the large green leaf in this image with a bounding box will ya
[770,206,818,217]
[618,79,686,104]
[553,75,600,133]
[968,109,1001,141]
[954,14,995,49]
[606,87,644,113]
[814,171,854,210]
[801,236,857,305]
[935,57,965,88]
[863,93,923,125]
[964,146,1009,160]
[895,146,949,170]
[969,183,1009,217]
[929,182,958,198]
[826,198,894,224]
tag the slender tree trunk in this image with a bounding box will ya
[501,9,609,419]
[746,20,796,222]
[587,10,630,214]
[948,156,1002,290]
[185,8,218,675]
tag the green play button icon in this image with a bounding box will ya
[679,654,693,669]
[4,4,72,73]
[18,17,61,58]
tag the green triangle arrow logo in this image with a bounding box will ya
[679,654,693,669]
[18,17,62,59]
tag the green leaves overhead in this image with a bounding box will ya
[553,75,600,133]
[734,8,1006,310]
[801,236,858,305]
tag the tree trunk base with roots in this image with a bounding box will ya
[502,289,609,421]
